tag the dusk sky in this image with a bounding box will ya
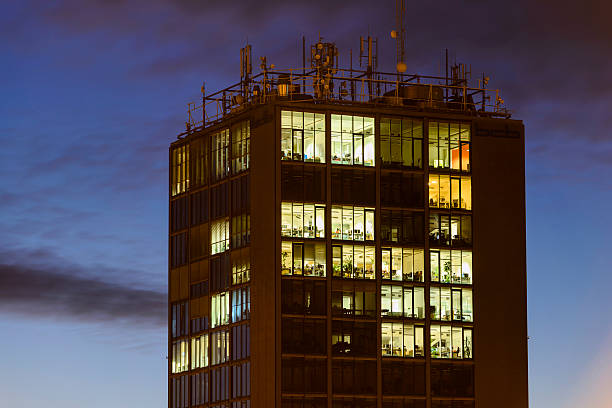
[1,1,611,407]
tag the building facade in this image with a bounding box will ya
[168,52,527,408]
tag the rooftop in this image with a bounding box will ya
[181,40,510,138]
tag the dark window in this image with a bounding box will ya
[190,372,209,406]
[190,136,208,188]
[331,281,376,318]
[332,320,377,357]
[380,118,423,169]
[231,174,250,213]
[380,172,424,208]
[382,361,426,396]
[170,197,188,232]
[190,316,209,334]
[281,279,326,315]
[211,129,229,182]
[210,253,230,293]
[170,375,188,408]
[281,164,326,202]
[382,399,426,408]
[190,281,209,299]
[232,361,251,398]
[231,213,250,249]
[171,301,189,338]
[333,398,377,408]
[331,168,376,206]
[380,210,424,245]
[210,365,230,402]
[211,182,229,220]
[231,323,251,360]
[282,317,326,355]
[281,357,326,393]
[431,363,474,397]
[431,400,474,408]
[190,189,209,226]
[171,232,187,268]
[332,359,376,395]
[190,224,209,260]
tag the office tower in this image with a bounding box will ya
[168,40,527,408]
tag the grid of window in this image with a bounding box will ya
[331,244,375,279]
[281,111,326,162]
[380,118,423,168]
[211,329,230,365]
[381,323,425,358]
[381,247,425,282]
[430,325,472,359]
[331,206,374,241]
[211,219,230,255]
[381,285,425,319]
[429,287,473,322]
[191,334,209,369]
[428,175,472,210]
[331,114,375,166]
[429,214,472,247]
[172,339,189,373]
[171,144,189,196]
[231,121,250,174]
[429,249,472,284]
[428,121,471,171]
[281,241,326,276]
[211,291,230,328]
[281,202,325,238]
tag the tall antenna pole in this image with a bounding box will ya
[391,0,407,75]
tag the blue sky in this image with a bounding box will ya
[1,1,611,406]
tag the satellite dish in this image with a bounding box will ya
[396,61,407,73]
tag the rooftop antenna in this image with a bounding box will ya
[390,0,407,74]
[240,43,252,98]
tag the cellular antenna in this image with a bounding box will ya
[390,0,407,74]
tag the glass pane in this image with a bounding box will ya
[461,177,472,210]
[391,286,402,316]
[430,287,440,320]
[293,244,303,275]
[440,325,451,358]
[403,248,414,281]
[403,288,413,318]
[415,326,424,357]
[342,245,353,278]
[382,249,391,280]
[462,288,473,322]
[439,122,450,168]
[281,242,292,275]
[354,134,363,165]
[342,133,352,165]
[429,175,439,208]
[381,323,392,356]
[281,129,292,160]
[464,329,473,359]
[452,327,463,359]
[391,248,402,281]
[364,246,375,280]
[331,207,342,239]
[404,324,415,357]
[342,207,353,240]
[452,290,461,321]
[391,323,403,356]
[354,208,364,241]
[303,204,314,238]
[281,203,292,237]
[315,206,325,238]
[440,176,450,209]
[354,246,364,279]
[414,287,425,319]
[292,130,303,161]
[331,132,342,164]
[430,251,440,282]
[430,325,440,358]
[462,251,472,284]
[440,250,451,283]
[292,204,303,237]
[315,132,325,163]
[381,285,391,316]
[440,288,451,321]
[303,243,315,276]
[315,243,326,277]
[365,210,374,240]
[304,130,314,162]
[332,246,342,277]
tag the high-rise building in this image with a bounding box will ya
[168,40,527,408]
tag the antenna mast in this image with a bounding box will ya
[391,0,407,74]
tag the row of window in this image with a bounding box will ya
[281,113,472,173]
[281,243,473,284]
[428,175,471,210]
[172,324,251,373]
[171,121,250,196]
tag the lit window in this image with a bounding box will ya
[281,111,325,162]
[331,244,375,279]
[211,291,230,328]
[231,287,250,322]
[280,241,326,277]
[191,334,208,369]
[171,339,189,373]
[171,145,189,196]
[281,202,325,238]
[429,121,471,171]
[331,206,374,241]
[430,325,472,359]
[211,219,229,254]
[211,129,229,182]
[381,285,425,319]
[331,114,375,166]
[381,247,424,282]
[231,248,250,285]
[381,322,424,358]
[428,174,471,210]
[430,249,472,284]
[231,121,250,174]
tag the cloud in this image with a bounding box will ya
[0,247,166,326]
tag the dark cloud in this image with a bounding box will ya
[0,248,166,326]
